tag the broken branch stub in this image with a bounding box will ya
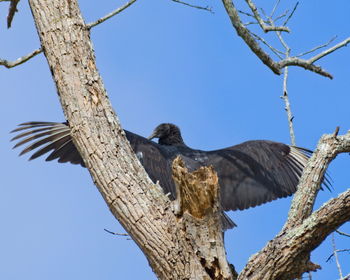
[172,156,220,219]
[171,156,235,280]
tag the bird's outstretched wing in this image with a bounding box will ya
[11,121,176,198]
[11,122,329,223]
[205,140,316,211]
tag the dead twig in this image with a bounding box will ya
[104,228,130,239]
[296,36,337,58]
[171,0,213,13]
[221,0,349,79]
[336,229,350,238]
[332,233,344,279]
[248,29,284,59]
[245,0,290,32]
[308,37,350,64]
[282,1,298,26]
[0,48,42,68]
[86,0,138,29]
[326,249,350,263]
[280,63,296,146]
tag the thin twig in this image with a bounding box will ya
[336,229,350,238]
[308,37,350,64]
[171,0,213,13]
[281,63,296,146]
[274,20,289,51]
[222,0,281,74]
[104,228,130,238]
[296,36,337,58]
[238,9,254,18]
[245,0,290,32]
[222,0,346,79]
[244,21,258,26]
[332,233,343,279]
[326,249,350,262]
[0,48,42,68]
[274,9,289,22]
[270,0,281,19]
[86,0,138,29]
[249,30,284,59]
[282,1,299,26]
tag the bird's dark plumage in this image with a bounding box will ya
[11,122,323,229]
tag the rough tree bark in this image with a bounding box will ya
[3,0,348,279]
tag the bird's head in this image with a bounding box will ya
[148,123,185,146]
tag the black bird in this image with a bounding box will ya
[11,122,317,229]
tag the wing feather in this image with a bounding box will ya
[205,141,312,211]
[11,122,84,166]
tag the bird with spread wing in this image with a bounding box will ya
[11,122,328,229]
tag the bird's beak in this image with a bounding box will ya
[147,132,157,140]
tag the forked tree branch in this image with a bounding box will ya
[238,131,350,280]
[222,0,281,74]
[244,0,289,32]
[239,186,350,280]
[1,0,138,68]
[221,0,350,79]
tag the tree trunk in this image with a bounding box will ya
[27,0,232,279]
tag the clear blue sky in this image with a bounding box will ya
[1,1,349,279]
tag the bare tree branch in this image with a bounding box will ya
[0,48,42,68]
[308,37,350,64]
[221,0,349,79]
[222,0,281,74]
[282,1,298,26]
[281,64,296,146]
[332,233,344,279]
[239,187,350,280]
[104,229,129,237]
[171,0,213,13]
[248,29,284,59]
[296,36,337,58]
[274,9,289,22]
[270,0,281,19]
[86,0,138,29]
[276,57,333,79]
[326,249,350,263]
[336,230,350,238]
[244,0,290,32]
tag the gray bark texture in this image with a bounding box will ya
[24,0,350,279]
